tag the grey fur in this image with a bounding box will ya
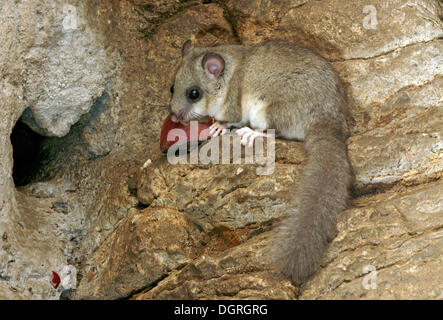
[171,40,353,284]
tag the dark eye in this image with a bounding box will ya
[186,87,202,103]
[170,85,174,94]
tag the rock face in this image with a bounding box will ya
[18,0,116,137]
[0,0,442,300]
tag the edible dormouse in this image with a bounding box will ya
[169,40,353,285]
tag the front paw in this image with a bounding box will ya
[209,121,228,137]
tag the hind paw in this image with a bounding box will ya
[236,127,273,147]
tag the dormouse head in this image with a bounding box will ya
[170,40,226,122]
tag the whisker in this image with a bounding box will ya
[178,109,203,122]
[178,108,187,121]
[190,111,202,121]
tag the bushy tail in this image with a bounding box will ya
[271,117,352,285]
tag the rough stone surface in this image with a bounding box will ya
[225,0,443,60]
[0,0,442,300]
[74,207,203,299]
[349,101,443,191]
[133,181,443,300]
[19,0,117,137]
[301,181,443,299]
[133,230,297,300]
[74,137,300,299]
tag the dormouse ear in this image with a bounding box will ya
[201,52,225,80]
[182,40,192,57]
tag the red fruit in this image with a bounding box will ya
[51,271,61,289]
[160,115,214,153]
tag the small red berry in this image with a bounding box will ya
[51,271,61,289]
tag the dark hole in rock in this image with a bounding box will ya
[11,120,44,187]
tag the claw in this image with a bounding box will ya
[209,121,228,137]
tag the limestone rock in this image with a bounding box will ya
[225,0,443,60]
[133,231,297,300]
[19,0,117,137]
[0,0,441,300]
[74,207,203,299]
[133,181,442,300]
[137,138,302,233]
[301,181,443,299]
[333,41,442,133]
[348,104,443,191]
